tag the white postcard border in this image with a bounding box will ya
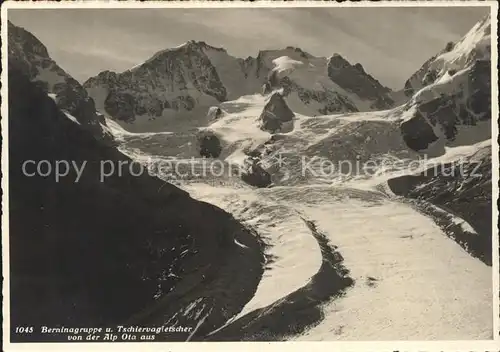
[1,1,498,351]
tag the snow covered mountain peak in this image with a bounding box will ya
[84,41,396,132]
[404,14,491,97]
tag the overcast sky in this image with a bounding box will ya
[9,6,490,89]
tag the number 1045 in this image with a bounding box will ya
[15,326,34,333]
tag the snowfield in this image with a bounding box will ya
[292,197,491,340]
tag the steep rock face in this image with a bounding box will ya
[401,61,491,153]
[9,67,263,340]
[197,130,222,158]
[400,113,438,151]
[259,92,295,133]
[327,54,393,107]
[399,15,491,154]
[8,21,110,142]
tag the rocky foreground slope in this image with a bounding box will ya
[8,23,265,341]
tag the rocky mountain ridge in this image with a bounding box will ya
[83,41,395,130]
[8,21,112,143]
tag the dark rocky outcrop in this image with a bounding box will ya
[197,130,222,158]
[400,113,439,151]
[206,106,225,121]
[241,158,272,188]
[259,92,295,133]
[327,53,394,108]
[9,68,263,341]
[444,41,455,52]
[422,69,438,86]
[104,90,137,122]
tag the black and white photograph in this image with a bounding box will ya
[1,1,498,349]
